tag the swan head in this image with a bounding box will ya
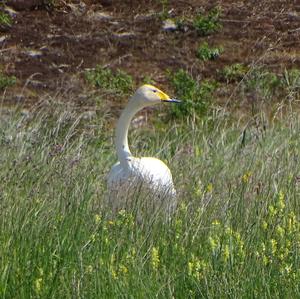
[132,84,181,107]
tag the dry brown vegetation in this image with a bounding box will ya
[0,0,300,113]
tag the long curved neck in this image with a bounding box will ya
[116,99,142,166]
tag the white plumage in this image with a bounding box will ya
[107,84,180,214]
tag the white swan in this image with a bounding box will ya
[107,84,180,214]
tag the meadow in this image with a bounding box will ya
[1,3,300,297]
[1,92,300,298]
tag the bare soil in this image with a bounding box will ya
[1,0,300,109]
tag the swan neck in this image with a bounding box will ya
[116,100,141,165]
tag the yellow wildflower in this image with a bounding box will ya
[125,249,136,263]
[194,180,203,197]
[276,226,285,239]
[268,205,277,218]
[119,264,128,275]
[262,255,268,266]
[111,269,117,280]
[283,247,290,258]
[270,239,277,255]
[236,238,245,259]
[206,183,213,193]
[209,236,218,251]
[278,253,285,261]
[188,261,193,276]
[94,214,101,224]
[288,212,296,232]
[195,146,201,157]
[262,221,268,230]
[151,247,160,271]
[212,220,220,226]
[187,255,207,280]
[277,191,285,211]
[242,171,252,183]
[34,278,43,294]
[234,231,241,240]
[222,245,230,262]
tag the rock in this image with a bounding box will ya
[0,36,8,43]
[287,12,300,21]
[113,32,136,39]
[82,111,97,120]
[67,2,86,17]
[25,50,43,57]
[28,80,47,88]
[4,6,18,17]
[87,11,113,22]
[162,19,177,31]
[134,12,156,22]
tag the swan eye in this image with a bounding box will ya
[152,90,157,93]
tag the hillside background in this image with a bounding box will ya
[1,0,300,115]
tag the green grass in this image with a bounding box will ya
[173,7,222,35]
[244,68,282,100]
[219,64,300,112]
[168,69,218,119]
[0,72,16,89]
[193,7,222,36]
[196,42,223,61]
[85,66,133,95]
[283,69,300,100]
[0,11,12,27]
[1,101,300,298]
[174,17,186,31]
[158,0,170,20]
[221,63,248,83]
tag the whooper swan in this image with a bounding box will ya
[107,84,180,213]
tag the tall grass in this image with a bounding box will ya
[1,103,300,298]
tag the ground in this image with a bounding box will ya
[1,0,300,110]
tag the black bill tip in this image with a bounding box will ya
[166,98,181,103]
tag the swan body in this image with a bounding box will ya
[108,157,176,196]
[107,84,180,213]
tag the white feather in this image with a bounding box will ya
[107,84,179,215]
